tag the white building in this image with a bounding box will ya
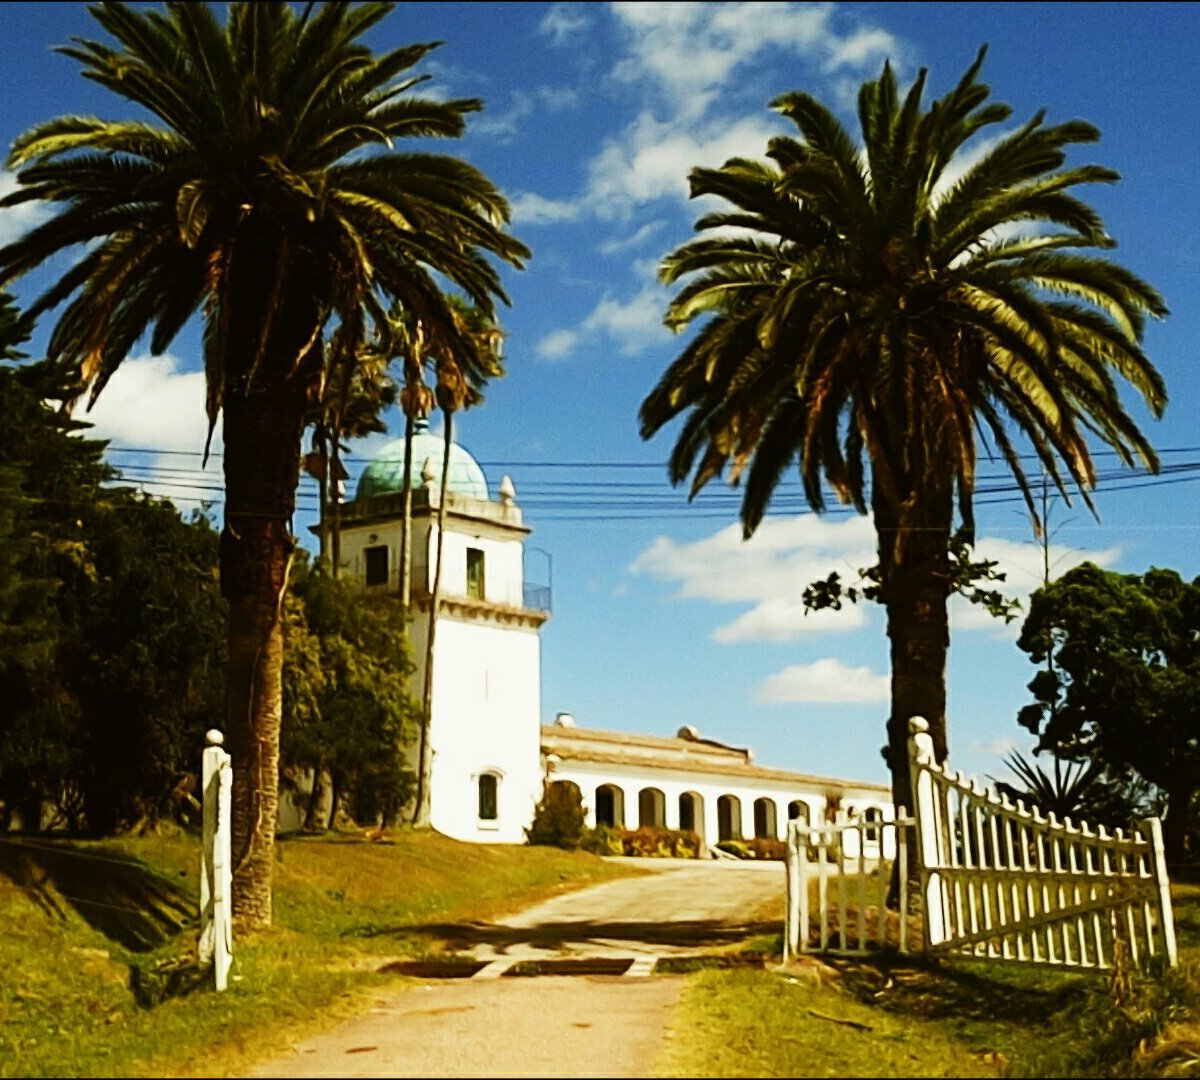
[326,423,894,856]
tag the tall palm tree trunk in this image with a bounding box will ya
[222,378,308,926]
[314,427,330,568]
[329,438,343,579]
[873,468,952,906]
[413,412,453,826]
[221,226,319,927]
[399,412,415,605]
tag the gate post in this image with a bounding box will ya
[200,729,233,991]
[1144,816,1179,967]
[908,717,948,947]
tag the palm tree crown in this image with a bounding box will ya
[640,48,1166,812]
[2,1,527,425]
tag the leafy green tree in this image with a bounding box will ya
[1,331,225,833]
[640,48,1166,819]
[0,3,527,924]
[281,556,416,831]
[1017,563,1200,863]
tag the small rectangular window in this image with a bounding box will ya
[478,773,498,821]
[365,545,389,587]
[466,547,485,600]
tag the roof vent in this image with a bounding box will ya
[554,712,575,728]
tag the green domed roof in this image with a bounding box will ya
[356,420,489,502]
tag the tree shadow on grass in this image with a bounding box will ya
[350,915,781,956]
[829,953,1090,1023]
[0,837,196,952]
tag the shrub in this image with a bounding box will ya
[716,837,786,860]
[525,781,587,849]
[580,824,624,856]
[747,837,787,861]
[612,827,702,859]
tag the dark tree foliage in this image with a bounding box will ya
[0,340,225,832]
[1017,562,1200,863]
[281,556,417,831]
[525,780,588,850]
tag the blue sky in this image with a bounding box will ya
[2,3,1198,792]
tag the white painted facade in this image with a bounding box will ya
[312,431,895,855]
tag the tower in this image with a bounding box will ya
[332,421,550,842]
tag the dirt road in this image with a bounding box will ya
[250,858,783,1078]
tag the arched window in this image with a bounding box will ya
[717,795,742,842]
[638,787,666,829]
[863,806,882,843]
[753,797,778,840]
[679,791,703,836]
[595,784,625,828]
[478,773,499,821]
[787,800,811,825]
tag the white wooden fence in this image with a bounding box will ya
[784,718,1178,973]
[908,717,1176,971]
[784,813,917,960]
[199,729,233,991]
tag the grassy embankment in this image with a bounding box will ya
[0,828,638,1078]
[659,878,1200,1078]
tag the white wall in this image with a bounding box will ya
[427,615,543,844]
[423,525,526,606]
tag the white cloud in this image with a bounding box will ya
[631,514,877,643]
[969,736,1024,759]
[509,190,583,225]
[516,4,902,228]
[584,111,786,220]
[540,2,591,45]
[608,2,893,121]
[536,327,580,361]
[631,511,1121,646]
[757,658,889,704]
[600,220,667,254]
[475,87,580,140]
[714,598,866,643]
[948,534,1121,635]
[73,353,218,456]
[0,169,54,248]
[536,282,670,359]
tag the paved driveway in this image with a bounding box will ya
[468,856,783,963]
[250,858,785,1079]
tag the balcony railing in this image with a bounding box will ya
[523,583,552,614]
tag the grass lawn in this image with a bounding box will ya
[659,882,1200,1079]
[0,827,639,1078]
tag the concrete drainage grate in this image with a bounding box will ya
[501,958,636,977]
[378,959,490,979]
[378,955,764,980]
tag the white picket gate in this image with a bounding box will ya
[784,812,918,960]
[785,718,1178,973]
[199,729,233,991]
[908,717,1176,971]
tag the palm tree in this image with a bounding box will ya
[0,2,527,925]
[412,300,503,826]
[640,48,1166,820]
[307,331,399,577]
[380,305,434,610]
